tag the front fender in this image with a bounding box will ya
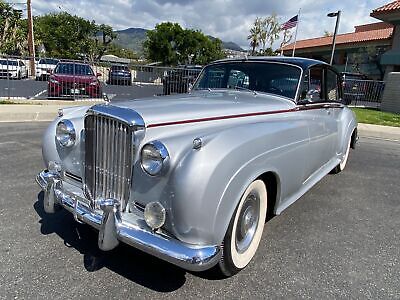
[167,119,309,245]
[42,106,89,175]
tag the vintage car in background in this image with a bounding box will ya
[0,58,27,79]
[35,58,60,81]
[37,57,357,277]
[107,65,132,85]
[47,62,102,99]
[163,65,202,95]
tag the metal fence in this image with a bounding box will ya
[0,55,202,101]
[343,79,385,108]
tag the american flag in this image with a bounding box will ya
[282,15,299,30]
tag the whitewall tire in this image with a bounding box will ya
[331,138,351,174]
[218,179,267,276]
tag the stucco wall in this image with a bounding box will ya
[381,72,400,113]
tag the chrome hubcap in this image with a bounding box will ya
[235,193,260,253]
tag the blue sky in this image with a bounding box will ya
[24,0,390,49]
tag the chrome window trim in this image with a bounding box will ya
[193,60,304,103]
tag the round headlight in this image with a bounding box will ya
[144,201,166,230]
[141,141,169,176]
[56,119,76,147]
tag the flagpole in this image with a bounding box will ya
[292,8,301,57]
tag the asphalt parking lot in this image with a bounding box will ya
[0,78,162,101]
[0,122,399,299]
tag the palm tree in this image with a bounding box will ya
[247,18,262,55]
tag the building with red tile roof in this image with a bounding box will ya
[281,1,400,79]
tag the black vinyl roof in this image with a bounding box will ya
[213,56,329,70]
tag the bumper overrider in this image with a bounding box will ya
[36,170,221,272]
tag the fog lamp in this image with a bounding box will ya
[144,201,166,230]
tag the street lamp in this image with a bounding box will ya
[327,10,341,65]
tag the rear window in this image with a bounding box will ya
[38,58,59,65]
[111,65,129,71]
[54,63,94,75]
[0,60,18,66]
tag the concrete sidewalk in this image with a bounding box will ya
[0,100,104,122]
[0,102,399,141]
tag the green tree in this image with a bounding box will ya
[279,29,292,53]
[264,14,281,49]
[143,22,225,66]
[93,24,117,60]
[0,0,28,55]
[248,14,281,55]
[248,17,262,55]
[34,12,116,60]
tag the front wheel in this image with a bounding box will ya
[218,179,267,277]
[331,138,351,174]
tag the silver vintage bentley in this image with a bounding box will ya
[36,57,357,277]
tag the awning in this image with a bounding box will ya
[380,49,400,65]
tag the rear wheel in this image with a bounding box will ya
[218,179,267,277]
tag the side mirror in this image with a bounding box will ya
[96,72,102,77]
[306,89,321,102]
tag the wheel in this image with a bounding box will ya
[331,138,351,174]
[17,71,21,80]
[218,179,267,277]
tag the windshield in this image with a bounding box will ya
[0,60,18,66]
[38,58,59,65]
[193,62,301,99]
[54,63,94,75]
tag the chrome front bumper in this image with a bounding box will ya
[36,170,221,272]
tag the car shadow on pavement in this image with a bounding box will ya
[33,191,187,292]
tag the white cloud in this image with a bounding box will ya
[32,0,390,50]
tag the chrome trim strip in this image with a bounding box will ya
[36,170,221,272]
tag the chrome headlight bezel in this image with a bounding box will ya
[56,119,76,147]
[140,140,170,176]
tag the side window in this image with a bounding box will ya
[326,69,339,101]
[300,67,323,102]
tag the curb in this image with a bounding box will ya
[0,104,399,141]
[357,123,400,142]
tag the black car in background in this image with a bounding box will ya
[108,65,132,85]
[163,65,202,95]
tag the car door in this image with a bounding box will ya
[298,66,338,182]
[326,67,344,157]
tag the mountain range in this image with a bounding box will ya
[112,28,244,53]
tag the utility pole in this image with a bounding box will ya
[27,0,35,77]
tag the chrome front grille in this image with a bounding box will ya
[84,113,134,210]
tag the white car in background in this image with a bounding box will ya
[0,58,28,79]
[35,58,59,81]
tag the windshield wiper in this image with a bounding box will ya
[233,86,257,95]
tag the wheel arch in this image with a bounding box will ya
[212,167,282,245]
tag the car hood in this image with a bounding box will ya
[112,90,295,127]
[52,74,96,83]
